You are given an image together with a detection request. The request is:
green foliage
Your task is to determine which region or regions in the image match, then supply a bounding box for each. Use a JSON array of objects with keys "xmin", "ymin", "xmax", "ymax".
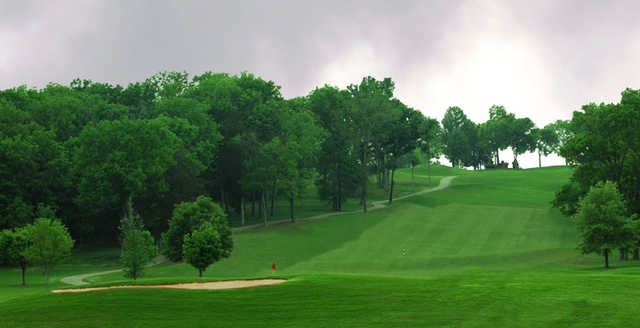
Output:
[
  {"xmin": 348, "ymin": 76, "xmax": 398, "ymax": 211},
  {"xmin": 22, "ymin": 218, "xmax": 74, "ymax": 280},
  {"xmin": 441, "ymin": 106, "xmax": 488, "ymax": 168},
  {"xmin": 509, "ymin": 117, "xmax": 536, "ymax": 163},
  {"xmin": 575, "ymin": 181, "xmax": 637, "ymax": 267},
  {"xmin": 308, "ymin": 86, "xmax": 359, "ymax": 211},
  {"xmin": 483, "ymin": 105, "xmax": 515, "ymax": 164},
  {"xmin": 0, "ymin": 102, "xmax": 70, "ymax": 230},
  {"xmin": 72, "ymin": 118, "xmax": 180, "ymax": 237},
  {"xmin": 556, "ymin": 89, "xmax": 640, "ymax": 216},
  {"xmin": 119, "ymin": 202, "xmax": 157, "ymax": 280},
  {"xmin": 0, "ymin": 228, "xmax": 29, "ymax": 285},
  {"xmin": 183, "ymin": 222, "xmax": 232, "ymax": 276},
  {"xmin": 162, "ymin": 196, "xmax": 231, "ymax": 261}
]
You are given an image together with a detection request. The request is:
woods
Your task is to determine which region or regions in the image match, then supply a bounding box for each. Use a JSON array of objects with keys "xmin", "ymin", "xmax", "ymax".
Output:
[{"xmin": 3, "ymin": 69, "xmax": 628, "ymax": 273}]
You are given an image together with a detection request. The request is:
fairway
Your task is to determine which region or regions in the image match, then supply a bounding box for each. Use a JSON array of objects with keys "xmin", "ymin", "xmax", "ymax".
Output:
[{"xmin": 2, "ymin": 166, "xmax": 638, "ymax": 327}]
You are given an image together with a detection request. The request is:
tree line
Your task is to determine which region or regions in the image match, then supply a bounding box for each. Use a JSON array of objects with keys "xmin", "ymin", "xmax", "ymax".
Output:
[{"xmin": 0, "ymin": 71, "xmax": 572, "ymax": 245}]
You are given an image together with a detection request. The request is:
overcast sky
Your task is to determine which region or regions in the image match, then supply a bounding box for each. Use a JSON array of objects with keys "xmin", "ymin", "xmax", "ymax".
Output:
[{"xmin": 1, "ymin": 0, "xmax": 639, "ymax": 167}]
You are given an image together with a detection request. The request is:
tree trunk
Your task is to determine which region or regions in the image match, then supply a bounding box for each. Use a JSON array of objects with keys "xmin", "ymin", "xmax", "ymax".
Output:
[
  {"xmin": 428, "ymin": 159, "xmax": 432, "ymax": 185},
  {"xmin": 257, "ymin": 192, "xmax": 263, "ymax": 219},
  {"xmin": 361, "ymin": 143, "xmax": 368, "ymax": 213},
  {"xmin": 411, "ymin": 164, "xmax": 415, "ymax": 191},
  {"xmin": 496, "ymin": 149, "xmax": 500, "ymax": 165},
  {"xmin": 220, "ymin": 187, "xmax": 225, "ymax": 211},
  {"xmin": 634, "ymin": 247, "xmax": 639, "ymax": 260},
  {"xmin": 251, "ymin": 193, "xmax": 256, "ymax": 217},
  {"xmin": 289, "ymin": 197, "xmax": 295, "ymax": 223},
  {"xmin": 538, "ymin": 150, "xmax": 542, "ymax": 168},
  {"xmin": 270, "ymin": 183, "xmax": 277, "ymax": 218},
  {"xmin": 20, "ymin": 262, "xmax": 26, "ymax": 287},
  {"xmin": 199, "ymin": 269, "xmax": 203, "ymax": 277},
  {"xmin": 388, "ymin": 168, "xmax": 396, "ymax": 204},
  {"xmin": 240, "ymin": 196, "xmax": 245, "ymax": 226},
  {"xmin": 604, "ymin": 248, "xmax": 610, "ymax": 268},
  {"xmin": 261, "ymin": 191, "xmax": 267, "ymax": 226},
  {"xmin": 337, "ymin": 177, "xmax": 343, "ymax": 211}
]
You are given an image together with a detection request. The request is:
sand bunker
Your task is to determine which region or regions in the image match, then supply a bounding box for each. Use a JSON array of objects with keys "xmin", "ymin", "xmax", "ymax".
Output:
[{"xmin": 52, "ymin": 279, "xmax": 286, "ymax": 294}]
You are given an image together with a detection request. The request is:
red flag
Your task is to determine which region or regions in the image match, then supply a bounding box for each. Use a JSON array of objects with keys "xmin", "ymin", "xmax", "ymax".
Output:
[{"xmin": 271, "ymin": 262, "xmax": 277, "ymax": 270}]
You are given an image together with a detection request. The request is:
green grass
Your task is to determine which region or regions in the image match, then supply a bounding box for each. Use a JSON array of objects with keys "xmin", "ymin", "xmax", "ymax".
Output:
[
  {"xmin": 2, "ymin": 164, "xmax": 638, "ymax": 327},
  {"xmin": 0, "ymin": 247, "xmax": 120, "ymax": 303}
]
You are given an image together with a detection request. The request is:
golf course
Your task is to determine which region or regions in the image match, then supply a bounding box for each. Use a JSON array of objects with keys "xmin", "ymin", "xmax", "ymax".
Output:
[{"xmin": 1, "ymin": 165, "xmax": 637, "ymax": 327}]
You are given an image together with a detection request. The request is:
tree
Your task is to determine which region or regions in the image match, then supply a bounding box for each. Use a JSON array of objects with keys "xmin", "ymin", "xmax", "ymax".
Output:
[
  {"xmin": 550, "ymin": 119, "xmax": 571, "ymax": 165},
  {"xmin": 161, "ymin": 196, "xmax": 232, "ymax": 262},
  {"xmin": 308, "ymin": 86, "xmax": 359, "ymax": 212},
  {"xmin": 348, "ymin": 76, "xmax": 397, "ymax": 212},
  {"xmin": 385, "ymin": 101, "xmax": 423, "ymax": 203},
  {"xmin": 0, "ymin": 228, "xmax": 29, "ymax": 286},
  {"xmin": 183, "ymin": 222, "xmax": 232, "ymax": 277},
  {"xmin": 466, "ymin": 121, "xmax": 492, "ymax": 170},
  {"xmin": 73, "ymin": 118, "xmax": 180, "ymax": 239},
  {"xmin": 418, "ymin": 118, "xmax": 442, "ymax": 184},
  {"xmin": 0, "ymin": 102, "xmax": 70, "ymax": 230},
  {"xmin": 555, "ymin": 89, "xmax": 640, "ymax": 217},
  {"xmin": 277, "ymin": 100, "xmax": 325, "ymax": 221},
  {"xmin": 22, "ymin": 218, "xmax": 74, "ymax": 281},
  {"xmin": 119, "ymin": 200, "xmax": 157, "ymax": 280},
  {"xmin": 533, "ymin": 124, "xmax": 559, "ymax": 168},
  {"xmin": 509, "ymin": 117, "xmax": 536, "ymax": 169},
  {"xmin": 441, "ymin": 106, "xmax": 478, "ymax": 168},
  {"xmin": 575, "ymin": 181, "xmax": 638, "ymax": 268},
  {"xmin": 484, "ymin": 105, "xmax": 515, "ymax": 165}
]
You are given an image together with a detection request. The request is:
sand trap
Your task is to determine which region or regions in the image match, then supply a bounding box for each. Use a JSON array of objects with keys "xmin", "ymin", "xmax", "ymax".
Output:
[{"xmin": 52, "ymin": 279, "xmax": 286, "ymax": 294}]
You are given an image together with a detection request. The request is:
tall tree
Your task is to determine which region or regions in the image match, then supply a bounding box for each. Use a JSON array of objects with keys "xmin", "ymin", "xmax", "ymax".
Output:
[
  {"xmin": 418, "ymin": 117, "xmax": 442, "ymax": 183},
  {"xmin": 484, "ymin": 105, "xmax": 515, "ymax": 165},
  {"xmin": 509, "ymin": 117, "xmax": 536, "ymax": 169},
  {"xmin": 308, "ymin": 86, "xmax": 359, "ymax": 212},
  {"xmin": 442, "ymin": 106, "xmax": 476, "ymax": 168},
  {"xmin": 348, "ymin": 77, "xmax": 396, "ymax": 212},
  {"xmin": 385, "ymin": 101, "xmax": 423, "ymax": 203}
]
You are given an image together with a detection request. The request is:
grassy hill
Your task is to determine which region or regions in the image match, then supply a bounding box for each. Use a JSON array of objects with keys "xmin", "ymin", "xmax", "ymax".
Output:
[{"xmin": 2, "ymin": 165, "xmax": 640, "ymax": 327}]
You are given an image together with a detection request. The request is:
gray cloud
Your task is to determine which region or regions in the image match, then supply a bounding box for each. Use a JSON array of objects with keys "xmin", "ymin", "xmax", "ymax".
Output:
[{"xmin": 2, "ymin": 0, "xmax": 639, "ymax": 129}]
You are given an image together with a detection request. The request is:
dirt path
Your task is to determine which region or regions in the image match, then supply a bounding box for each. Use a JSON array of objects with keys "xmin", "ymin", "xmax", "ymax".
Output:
[
  {"xmin": 60, "ymin": 255, "xmax": 166, "ymax": 286},
  {"xmin": 59, "ymin": 176, "xmax": 456, "ymax": 286},
  {"xmin": 53, "ymin": 279, "xmax": 286, "ymax": 294}
]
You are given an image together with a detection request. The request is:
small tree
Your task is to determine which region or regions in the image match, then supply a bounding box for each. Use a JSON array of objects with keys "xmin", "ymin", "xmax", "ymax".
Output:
[
  {"xmin": 162, "ymin": 196, "xmax": 231, "ymax": 261},
  {"xmin": 0, "ymin": 229, "xmax": 29, "ymax": 286},
  {"xmin": 119, "ymin": 201, "xmax": 157, "ymax": 280},
  {"xmin": 183, "ymin": 222, "xmax": 232, "ymax": 277},
  {"xmin": 23, "ymin": 218, "xmax": 74, "ymax": 281},
  {"xmin": 575, "ymin": 181, "xmax": 637, "ymax": 268}
]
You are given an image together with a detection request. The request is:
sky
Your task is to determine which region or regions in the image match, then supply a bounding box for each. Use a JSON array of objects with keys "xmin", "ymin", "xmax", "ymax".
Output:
[{"xmin": 1, "ymin": 0, "xmax": 639, "ymax": 167}]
